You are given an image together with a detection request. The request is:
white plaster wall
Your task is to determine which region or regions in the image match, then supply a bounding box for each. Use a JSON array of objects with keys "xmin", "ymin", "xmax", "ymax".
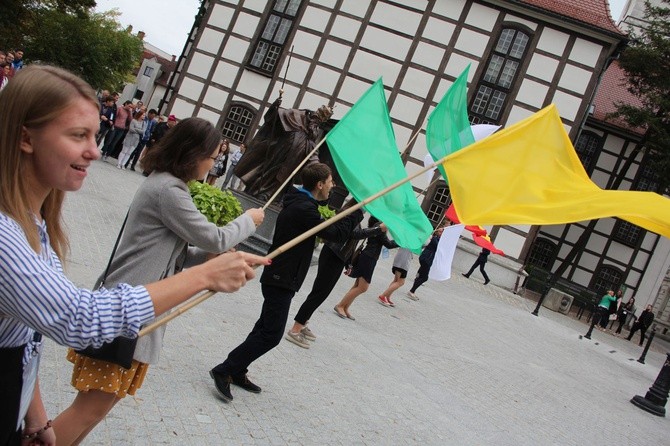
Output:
[
  {"xmin": 310, "ymin": 0, "xmax": 336, "ymax": 8},
  {"xmin": 310, "ymin": 65, "xmax": 341, "ymax": 97},
  {"xmin": 233, "ymin": 13, "xmax": 260, "ymax": 39},
  {"xmin": 502, "ymin": 14, "xmax": 538, "ymax": 30},
  {"xmin": 454, "ymin": 28, "xmax": 490, "ymax": 56},
  {"xmin": 609, "ymin": 244, "xmax": 634, "ymax": 264},
  {"xmin": 349, "ymin": 51, "xmax": 401, "ymax": 85},
  {"xmin": 293, "ymin": 30, "xmax": 320, "ymax": 59},
  {"xmin": 198, "ymin": 28, "xmax": 224, "ymax": 55},
  {"xmin": 494, "ymin": 228, "xmax": 526, "ymax": 259},
  {"xmin": 171, "ymin": 98, "xmax": 196, "ymax": 119},
  {"xmin": 587, "ymin": 233, "xmax": 607, "ymax": 253},
  {"xmin": 506, "ymin": 105, "xmax": 534, "ymax": 126},
  {"xmin": 551, "ymin": 90, "xmax": 581, "ymax": 121},
  {"xmin": 338, "ymin": 77, "xmax": 374, "ymax": 104},
  {"xmin": 179, "ymin": 77, "xmax": 205, "ymax": 101},
  {"xmin": 321, "ymin": 40, "xmax": 352, "ymax": 69},
  {"xmin": 444, "ymin": 54, "xmax": 477, "ymax": 79},
  {"xmin": 401, "ymin": 67, "xmax": 434, "ymax": 98},
  {"xmin": 302, "ymin": 5, "xmax": 331, "ymax": 32},
  {"xmin": 285, "ymin": 57, "xmax": 310, "ymax": 85},
  {"xmin": 558, "ymin": 65, "xmax": 592, "ymax": 95},
  {"xmin": 535, "ymin": 28, "xmax": 569, "ymax": 56},
  {"xmin": 339, "ymin": 0, "xmax": 368, "ymax": 17},
  {"xmin": 197, "ymin": 107, "xmax": 222, "ymax": 125},
  {"xmin": 300, "ymin": 91, "xmax": 332, "ymax": 111},
  {"xmin": 391, "ymin": 0, "xmax": 428, "ymax": 9},
  {"xmin": 211, "ymin": 60, "xmax": 238, "ymax": 86},
  {"xmin": 221, "ymin": 36, "xmax": 249, "ymax": 63},
  {"xmin": 597, "ymin": 218, "xmax": 615, "ymax": 233},
  {"xmin": 189, "ymin": 52, "xmax": 215, "ymax": 79},
  {"xmin": 526, "ymin": 53, "xmax": 559, "ymax": 82},
  {"xmin": 241, "ymin": 0, "xmax": 266, "ymax": 13},
  {"xmin": 597, "ymin": 151, "xmax": 619, "ymax": 172},
  {"xmin": 390, "ymin": 94, "xmax": 424, "ymax": 124},
  {"xmin": 412, "ymin": 41, "xmax": 446, "ymax": 70},
  {"xmin": 580, "ymin": 252, "xmax": 600, "ymax": 270},
  {"xmin": 361, "ymin": 27, "xmax": 412, "ymax": 59},
  {"xmin": 209, "ymin": 3, "xmax": 234, "ymax": 29},
  {"xmin": 406, "ymin": 159, "xmax": 430, "ymax": 191},
  {"xmin": 516, "ymin": 79, "xmax": 548, "ymax": 108},
  {"xmin": 202, "ymin": 85, "xmax": 228, "ymax": 109},
  {"xmin": 330, "ymin": 15, "xmax": 361, "ymax": 42},
  {"xmin": 432, "ymin": 0, "xmax": 466, "ymax": 20},
  {"xmin": 571, "ymin": 269, "xmax": 591, "ymax": 285},
  {"xmin": 422, "ymin": 17, "xmax": 456, "ymax": 44},
  {"xmin": 465, "ymin": 2, "xmax": 498, "ymax": 31},
  {"xmin": 569, "ymin": 38, "xmax": 602, "ymax": 66},
  {"xmin": 371, "ymin": 2, "xmax": 422, "ymax": 36},
  {"xmin": 393, "ymin": 124, "xmax": 413, "ymax": 149},
  {"xmin": 237, "ymin": 70, "xmax": 271, "ymax": 98},
  {"xmin": 590, "ymin": 170, "xmax": 610, "ymax": 188},
  {"xmin": 637, "ymin": 238, "xmax": 670, "ymax": 306}
]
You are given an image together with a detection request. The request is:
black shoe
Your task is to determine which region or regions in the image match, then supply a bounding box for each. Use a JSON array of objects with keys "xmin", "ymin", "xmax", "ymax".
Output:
[
  {"xmin": 462, "ymin": 273, "xmax": 469, "ymax": 278},
  {"xmin": 232, "ymin": 374, "xmax": 262, "ymax": 393},
  {"xmin": 130, "ymin": 166, "xmax": 136, "ymax": 171},
  {"xmin": 484, "ymin": 279, "xmax": 490, "ymax": 285},
  {"xmin": 209, "ymin": 370, "xmax": 233, "ymax": 402}
]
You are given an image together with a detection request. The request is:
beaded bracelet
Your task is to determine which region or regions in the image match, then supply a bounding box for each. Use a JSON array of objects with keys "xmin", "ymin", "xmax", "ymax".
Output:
[{"xmin": 21, "ymin": 420, "xmax": 52, "ymax": 441}]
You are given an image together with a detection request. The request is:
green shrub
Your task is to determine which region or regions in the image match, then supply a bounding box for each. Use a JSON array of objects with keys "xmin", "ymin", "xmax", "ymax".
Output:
[{"xmin": 188, "ymin": 181, "xmax": 243, "ymax": 226}]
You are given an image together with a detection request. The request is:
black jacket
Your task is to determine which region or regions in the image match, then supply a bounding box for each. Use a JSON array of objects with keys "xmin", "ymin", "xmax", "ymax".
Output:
[
  {"xmin": 638, "ymin": 309, "xmax": 655, "ymax": 328},
  {"xmin": 325, "ymin": 225, "xmax": 383, "ymax": 263},
  {"xmin": 359, "ymin": 227, "xmax": 398, "ymax": 260},
  {"xmin": 419, "ymin": 235, "xmax": 440, "ymax": 266},
  {"xmin": 261, "ymin": 188, "xmax": 363, "ymax": 291}
]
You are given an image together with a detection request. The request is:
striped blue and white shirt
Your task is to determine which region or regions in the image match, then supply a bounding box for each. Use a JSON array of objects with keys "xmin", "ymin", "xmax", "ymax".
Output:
[{"xmin": 0, "ymin": 212, "xmax": 155, "ymax": 364}]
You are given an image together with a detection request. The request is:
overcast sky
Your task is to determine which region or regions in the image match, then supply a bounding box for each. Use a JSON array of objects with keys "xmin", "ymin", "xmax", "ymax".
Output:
[{"xmin": 95, "ymin": 0, "xmax": 630, "ymax": 57}]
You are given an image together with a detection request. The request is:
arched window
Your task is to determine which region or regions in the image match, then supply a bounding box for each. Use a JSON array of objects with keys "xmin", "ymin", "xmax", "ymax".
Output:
[
  {"xmin": 248, "ymin": 0, "xmax": 303, "ymax": 75},
  {"xmin": 470, "ymin": 27, "xmax": 531, "ymax": 124},
  {"xmin": 527, "ymin": 238, "xmax": 557, "ymax": 270},
  {"xmin": 427, "ymin": 183, "xmax": 451, "ymax": 227},
  {"xmin": 574, "ymin": 131, "xmax": 602, "ymax": 174},
  {"xmin": 591, "ymin": 265, "xmax": 623, "ymax": 296},
  {"xmin": 222, "ymin": 104, "xmax": 255, "ymax": 143}
]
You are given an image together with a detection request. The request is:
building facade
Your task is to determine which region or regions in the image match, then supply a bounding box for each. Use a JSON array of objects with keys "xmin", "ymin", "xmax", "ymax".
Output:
[{"xmin": 160, "ymin": 0, "xmax": 669, "ymax": 334}]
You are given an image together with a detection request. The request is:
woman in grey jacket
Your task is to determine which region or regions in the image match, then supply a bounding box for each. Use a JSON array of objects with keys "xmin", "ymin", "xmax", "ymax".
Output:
[{"xmin": 54, "ymin": 118, "xmax": 265, "ymax": 445}]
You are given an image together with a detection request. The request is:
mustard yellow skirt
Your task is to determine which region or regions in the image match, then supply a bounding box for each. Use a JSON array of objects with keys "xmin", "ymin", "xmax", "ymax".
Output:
[{"xmin": 67, "ymin": 349, "xmax": 150, "ymax": 398}]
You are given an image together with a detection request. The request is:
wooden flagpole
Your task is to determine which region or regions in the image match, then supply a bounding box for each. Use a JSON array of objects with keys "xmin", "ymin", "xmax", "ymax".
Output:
[
  {"xmin": 261, "ymin": 137, "xmax": 327, "ymax": 210},
  {"xmin": 140, "ymin": 150, "xmax": 451, "ymax": 337}
]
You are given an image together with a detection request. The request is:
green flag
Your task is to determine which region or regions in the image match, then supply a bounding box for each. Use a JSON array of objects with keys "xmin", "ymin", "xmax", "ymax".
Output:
[
  {"xmin": 426, "ymin": 65, "xmax": 475, "ymax": 183},
  {"xmin": 326, "ymin": 78, "xmax": 432, "ymax": 253}
]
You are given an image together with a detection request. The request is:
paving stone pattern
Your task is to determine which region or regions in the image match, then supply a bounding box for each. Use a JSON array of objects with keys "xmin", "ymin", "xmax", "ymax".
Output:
[{"xmin": 39, "ymin": 160, "xmax": 669, "ymax": 445}]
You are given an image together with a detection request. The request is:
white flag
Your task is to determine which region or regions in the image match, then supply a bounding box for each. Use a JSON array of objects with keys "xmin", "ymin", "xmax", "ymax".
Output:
[{"xmin": 429, "ymin": 224, "xmax": 464, "ymax": 281}]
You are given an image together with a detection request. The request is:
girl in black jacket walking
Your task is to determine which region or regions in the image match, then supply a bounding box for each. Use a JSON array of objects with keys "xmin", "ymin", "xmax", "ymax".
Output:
[{"xmin": 334, "ymin": 216, "xmax": 397, "ymax": 320}]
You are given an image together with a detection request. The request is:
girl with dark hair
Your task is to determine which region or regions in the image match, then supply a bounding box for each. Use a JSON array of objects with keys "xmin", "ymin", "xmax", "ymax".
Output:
[
  {"xmin": 334, "ymin": 215, "xmax": 398, "ymax": 320},
  {"xmin": 54, "ymin": 117, "xmax": 266, "ymax": 445}
]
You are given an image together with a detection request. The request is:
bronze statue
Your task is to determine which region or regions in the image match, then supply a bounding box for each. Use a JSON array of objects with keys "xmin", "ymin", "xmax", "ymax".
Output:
[{"xmin": 234, "ymin": 96, "xmax": 333, "ymax": 201}]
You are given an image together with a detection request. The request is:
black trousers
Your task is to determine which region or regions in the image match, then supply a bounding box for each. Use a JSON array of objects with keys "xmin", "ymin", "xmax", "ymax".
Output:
[
  {"xmin": 410, "ymin": 260, "xmax": 431, "ymax": 293},
  {"xmin": 294, "ymin": 246, "xmax": 345, "ymax": 325},
  {"xmin": 464, "ymin": 259, "xmax": 489, "ymax": 282},
  {"xmin": 627, "ymin": 322, "xmax": 649, "ymax": 345},
  {"xmin": 0, "ymin": 345, "xmax": 24, "ymax": 446},
  {"xmin": 212, "ymin": 284, "xmax": 294, "ymax": 377}
]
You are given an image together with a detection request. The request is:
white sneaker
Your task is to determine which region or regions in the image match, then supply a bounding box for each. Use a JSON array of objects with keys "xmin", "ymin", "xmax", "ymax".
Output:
[
  {"xmin": 285, "ymin": 331, "xmax": 310, "ymax": 349},
  {"xmin": 300, "ymin": 326, "xmax": 316, "ymax": 341},
  {"xmin": 407, "ymin": 291, "xmax": 419, "ymax": 301}
]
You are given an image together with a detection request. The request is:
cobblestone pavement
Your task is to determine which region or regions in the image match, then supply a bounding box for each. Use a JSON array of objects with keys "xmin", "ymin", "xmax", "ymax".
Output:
[{"xmin": 39, "ymin": 160, "xmax": 669, "ymax": 445}]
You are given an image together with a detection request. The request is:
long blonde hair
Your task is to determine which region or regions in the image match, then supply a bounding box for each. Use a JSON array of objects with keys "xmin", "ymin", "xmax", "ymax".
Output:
[{"xmin": 0, "ymin": 65, "xmax": 99, "ymax": 259}]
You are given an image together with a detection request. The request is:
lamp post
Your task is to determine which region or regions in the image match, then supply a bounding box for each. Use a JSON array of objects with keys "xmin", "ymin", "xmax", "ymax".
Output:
[
  {"xmin": 531, "ymin": 283, "xmax": 551, "ymax": 316},
  {"xmin": 631, "ymin": 353, "xmax": 670, "ymax": 417},
  {"xmin": 637, "ymin": 328, "xmax": 656, "ymax": 364}
]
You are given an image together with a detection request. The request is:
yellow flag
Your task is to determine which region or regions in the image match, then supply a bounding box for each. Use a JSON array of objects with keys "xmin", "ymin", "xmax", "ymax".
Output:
[{"xmin": 443, "ymin": 105, "xmax": 670, "ymax": 239}]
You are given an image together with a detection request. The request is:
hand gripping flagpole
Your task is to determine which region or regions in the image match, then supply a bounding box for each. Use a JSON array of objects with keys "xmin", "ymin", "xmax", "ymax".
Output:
[{"xmin": 139, "ymin": 145, "xmax": 448, "ymax": 337}]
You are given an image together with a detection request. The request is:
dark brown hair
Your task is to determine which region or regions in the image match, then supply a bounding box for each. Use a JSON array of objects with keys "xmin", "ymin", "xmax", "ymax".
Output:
[
  {"xmin": 141, "ymin": 117, "xmax": 221, "ymax": 182},
  {"xmin": 301, "ymin": 162, "xmax": 331, "ymax": 191}
]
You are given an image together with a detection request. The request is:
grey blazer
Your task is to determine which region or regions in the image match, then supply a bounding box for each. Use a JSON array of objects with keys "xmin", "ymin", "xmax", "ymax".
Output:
[{"xmin": 99, "ymin": 171, "xmax": 255, "ymax": 363}]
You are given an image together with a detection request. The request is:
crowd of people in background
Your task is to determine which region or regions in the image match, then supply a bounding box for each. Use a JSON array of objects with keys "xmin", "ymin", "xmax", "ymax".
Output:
[{"xmin": 0, "ymin": 48, "xmax": 26, "ymax": 92}]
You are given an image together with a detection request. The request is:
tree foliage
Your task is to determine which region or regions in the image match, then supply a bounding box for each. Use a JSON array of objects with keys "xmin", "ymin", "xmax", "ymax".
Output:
[
  {"xmin": 614, "ymin": 0, "xmax": 670, "ymax": 194},
  {"xmin": 0, "ymin": 1, "xmax": 143, "ymax": 91}
]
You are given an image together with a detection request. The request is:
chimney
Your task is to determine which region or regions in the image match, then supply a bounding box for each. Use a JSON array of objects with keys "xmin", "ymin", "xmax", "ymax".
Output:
[{"xmin": 137, "ymin": 31, "xmax": 145, "ymax": 40}]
